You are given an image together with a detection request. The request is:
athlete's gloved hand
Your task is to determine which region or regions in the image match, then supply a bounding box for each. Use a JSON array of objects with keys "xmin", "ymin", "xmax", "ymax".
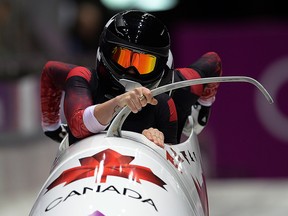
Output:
[
  {"xmin": 198, "ymin": 51, "xmax": 223, "ymax": 106},
  {"xmin": 198, "ymin": 83, "xmax": 218, "ymax": 106},
  {"xmin": 44, "ymin": 124, "xmax": 68, "ymax": 143}
]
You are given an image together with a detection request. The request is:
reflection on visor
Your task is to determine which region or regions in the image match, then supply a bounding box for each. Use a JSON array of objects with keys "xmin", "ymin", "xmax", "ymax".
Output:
[{"xmin": 112, "ymin": 47, "xmax": 156, "ymax": 74}]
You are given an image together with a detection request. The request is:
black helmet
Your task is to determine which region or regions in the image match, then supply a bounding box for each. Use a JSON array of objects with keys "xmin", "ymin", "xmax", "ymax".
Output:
[{"xmin": 97, "ymin": 10, "xmax": 171, "ymax": 90}]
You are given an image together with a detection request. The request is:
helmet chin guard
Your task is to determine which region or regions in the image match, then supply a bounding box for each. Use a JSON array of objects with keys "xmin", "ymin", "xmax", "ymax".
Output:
[{"xmin": 119, "ymin": 79, "xmax": 142, "ymax": 91}]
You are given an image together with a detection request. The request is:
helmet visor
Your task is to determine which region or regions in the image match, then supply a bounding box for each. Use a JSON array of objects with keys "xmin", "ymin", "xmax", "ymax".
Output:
[{"xmin": 111, "ymin": 47, "xmax": 157, "ymax": 75}]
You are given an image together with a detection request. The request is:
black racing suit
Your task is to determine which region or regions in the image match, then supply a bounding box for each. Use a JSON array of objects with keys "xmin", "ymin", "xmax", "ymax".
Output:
[{"xmin": 41, "ymin": 62, "xmax": 178, "ymax": 145}]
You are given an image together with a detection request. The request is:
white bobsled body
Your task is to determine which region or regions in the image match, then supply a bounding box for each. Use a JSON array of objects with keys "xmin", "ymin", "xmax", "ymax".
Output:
[
  {"xmin": 30, "ymin": 129, "xmax": 208, "ymax": 216},
  {"xmin": 29, "ymin": 76, "xmax": 273, "ymax": 216}
]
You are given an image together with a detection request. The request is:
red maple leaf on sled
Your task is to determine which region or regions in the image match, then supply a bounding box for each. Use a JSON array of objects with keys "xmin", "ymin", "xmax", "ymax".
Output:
[{"xmin": 46, "ymin": 149, "xmax": 166, "ymax": 191}]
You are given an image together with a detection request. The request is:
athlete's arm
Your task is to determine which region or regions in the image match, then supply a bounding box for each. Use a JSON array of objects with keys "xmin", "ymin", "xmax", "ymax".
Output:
[
  {"xmin": 40, "ymin": 61, "xmax": 77, "ymax": 142},
  {"xmin": 65, "ymin": 66, "xmax": 159, "ymax": 140}
]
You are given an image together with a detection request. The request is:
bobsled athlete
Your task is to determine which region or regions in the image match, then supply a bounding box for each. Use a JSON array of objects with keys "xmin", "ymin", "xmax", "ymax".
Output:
[
  {"xmin": 172, "ymin": 51, "xmax": 222, "ymax": 141},
  {"xmin": 40, "ymin": 10, "xmax": 222, "ymax": 146}
]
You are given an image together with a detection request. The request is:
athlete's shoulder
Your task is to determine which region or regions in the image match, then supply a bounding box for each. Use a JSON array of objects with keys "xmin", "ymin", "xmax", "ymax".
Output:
[
  {"xmin": 174, "ymin": 67, "xmax": 202, "ymax": 81},
  {"xmin": 66, "ymin": 66, "xmax": 93, "ymax": 82}
]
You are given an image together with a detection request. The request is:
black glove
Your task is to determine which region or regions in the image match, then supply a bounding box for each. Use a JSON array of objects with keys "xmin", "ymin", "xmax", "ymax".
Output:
[{"xmin": 44, "ymin": 124, "xmax": 68, "ymax": 143}]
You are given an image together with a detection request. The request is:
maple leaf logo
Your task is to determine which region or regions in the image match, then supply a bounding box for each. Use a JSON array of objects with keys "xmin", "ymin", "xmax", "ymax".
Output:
[
  {"xmin": 46, "ymin": 149, "xmax": 166, "ymax": 191},
  {"xmin": 89, "ymin": 210, "xmax": 105, "ymax": 216}
]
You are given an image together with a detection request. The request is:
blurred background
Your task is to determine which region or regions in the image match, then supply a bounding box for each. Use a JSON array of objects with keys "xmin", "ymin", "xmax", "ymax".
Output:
[{"xmin": 0, "ymin": 0, "xmax": 288, "ymax": 215}]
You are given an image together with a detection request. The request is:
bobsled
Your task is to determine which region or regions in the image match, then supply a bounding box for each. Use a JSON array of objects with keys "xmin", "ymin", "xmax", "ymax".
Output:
[{"xmin": 29, "ymin": 76, "xmax": 273, "ymax": 216}]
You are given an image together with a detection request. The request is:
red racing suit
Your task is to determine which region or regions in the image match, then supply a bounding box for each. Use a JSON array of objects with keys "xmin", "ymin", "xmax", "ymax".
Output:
[{"xmin": 40, "ymin": 52, "xmax": 222, "ymax": 144}]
